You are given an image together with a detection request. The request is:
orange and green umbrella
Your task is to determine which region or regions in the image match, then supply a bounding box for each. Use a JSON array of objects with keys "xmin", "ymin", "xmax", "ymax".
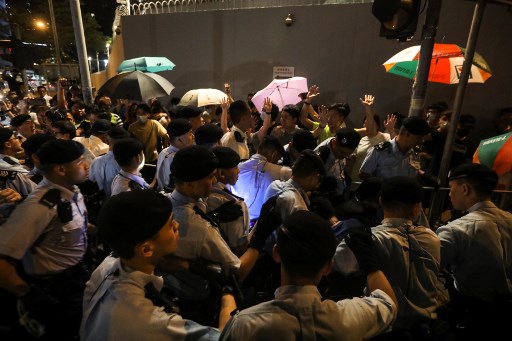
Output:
[
  {"xmin": 473, "ymin": 131, "xmax": 512, "ymax": 175},
  {"xmin": 383, "ymin": 43, "xmax": 492, "ymax": 84}
]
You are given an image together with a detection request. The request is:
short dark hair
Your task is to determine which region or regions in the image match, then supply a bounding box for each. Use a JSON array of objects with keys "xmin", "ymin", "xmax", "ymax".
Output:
[
  {"xmin": 137, "ymin": 103, "xmax": 151, "ymax": 114},
  {"xmin": 454, "ymin": 177, "xmax": 496, "ymax": 198},
  {"xmin": 281, "ymin": 104, "xmax": 300, "ymax": 120},
  {"xmin": 113, "ymin": 138, "xmax": 144, "ymax": 167},
  {"xmin": 52, "ymin": 120, "xmax": 77, "ymax": 139},
  {"xmin": 329, "ymin": 103, "xmax": 351, "ymax": 119},
  {"xmin": 228, "ymin": 100, "xmax": 250, "ymax": 125},
  {"xmin": 278, "ymin": 210, "xmax": 336, "ymax": 278},
  {"xmin": 292, "ymin": 150, "xmax": 325, "ymax": 178}
]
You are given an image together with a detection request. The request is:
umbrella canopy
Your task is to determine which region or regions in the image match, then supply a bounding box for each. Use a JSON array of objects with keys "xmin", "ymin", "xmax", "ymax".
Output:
[
  {"xmin": 383, "ymin": 43, "xmax": 492, "ymax": 84},
  {"xmin": 473, "ymin": 131, "xmax": 512, "ymax": 176},
  {"xmin": 99, "ymin": 70, "xmax": 175, "ymax": 102},
  {"xmin": 117, "ymin": 56, "xmax": 176, "ymax": 73},
  {"xmin": 178, "ymin": 88, "xmax": 228, "ymax": 107},
  {"xmin": 250, "ymin": 77, "xmax": 308, "ymax": 111}
]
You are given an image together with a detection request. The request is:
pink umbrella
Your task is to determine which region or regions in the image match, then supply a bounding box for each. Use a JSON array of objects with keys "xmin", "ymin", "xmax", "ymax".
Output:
[{"xmin": 250, "ymin": 77, "xmax": 308, "ymax": 111}]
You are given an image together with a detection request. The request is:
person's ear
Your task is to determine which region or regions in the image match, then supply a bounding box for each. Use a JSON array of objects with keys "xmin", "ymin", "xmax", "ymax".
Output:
[
  {"xmin": 55, "ymin": 164, "xmax": 66, "ymax": 176},
  {"xmin": 272, "ymin": 244, "xmax": 282, "ymax": 263},
  {"xmin": 462, "ymin": 183, "xmax": 471, "ymax": 196},
  {"xmin": 321, "ymin": 259, "xmax": 333, "ymax": 276},
  {"xmin": 137, "ymin": 241, "xmax": 154, "ymax": 258}
]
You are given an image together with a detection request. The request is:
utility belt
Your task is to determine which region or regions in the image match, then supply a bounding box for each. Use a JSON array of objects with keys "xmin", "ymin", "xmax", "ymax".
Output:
[{"xmin": 24, "ymin": 261, "xmax": 89, "ymax": 294}]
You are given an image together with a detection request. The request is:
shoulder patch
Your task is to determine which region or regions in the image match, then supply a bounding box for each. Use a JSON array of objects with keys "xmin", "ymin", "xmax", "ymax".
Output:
[
  {"xmin": 0, "ymin": 170, "xmax": 18, "ymax": 180},
  {"xmin": 375, "ymin": 141, "xmax": 391, "ymax": 151},
  {"xmin": 2, "ymin": 157, "xmax": 17, "ymax": 166},
  {"xmin": 39, "ymin": 188, "xmax": 61, "ymax": 208},
  {"xmin": 234, "ymin": 131, "xmax": 245, "ymax": 143}
]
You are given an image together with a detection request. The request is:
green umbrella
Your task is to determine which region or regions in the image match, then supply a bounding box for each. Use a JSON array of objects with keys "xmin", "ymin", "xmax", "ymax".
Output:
[{"xmin": 117, "ymin": 57, "xmax": 176, "ymax": 73}]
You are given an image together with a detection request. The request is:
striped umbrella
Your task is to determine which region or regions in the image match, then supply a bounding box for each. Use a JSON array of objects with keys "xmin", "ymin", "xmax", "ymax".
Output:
[
  {"xmin": 384, "ymin": 43, "xmax": 492, "ymax": 84},
  {"xmin": 473, "ymin": 131, "xmax": 512, "ymax": 175}
]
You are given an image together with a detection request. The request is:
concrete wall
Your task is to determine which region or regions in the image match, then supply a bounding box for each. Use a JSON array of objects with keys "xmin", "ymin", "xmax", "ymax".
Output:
[{"xmin": 120, "ymin": 2, "xmax": 512, "ymax": 141}]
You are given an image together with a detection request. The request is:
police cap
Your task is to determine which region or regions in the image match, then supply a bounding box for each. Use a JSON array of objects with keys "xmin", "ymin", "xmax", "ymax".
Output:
[
  {"xmin": 381, "ymin": 176, "xmax": 423, "ymax": 205},
  {"xmin": 21, "ymin": 133, "xmax": 57, "ymax": 156},
  {"xmin": 195, "ymin": 124, "xmax": 224, "ymax": 146},
  {"xmin": 36, "ymin": 139, "xmax": 85, "ymax": 165},
  {"xmin": 171, "ymin": 145, "xmax": 218, "ymax": 182},
  {"xmin": 178, "ymin": 105, "xmax": 202, "ymax": 119},
  {"xmin": 97, "ymin": 190, "xmax": 173, "ymax": 254},
  {"xmin": 91, "ymin": 119, "xmax": 112, "ymax": 135},
  {"xmin": 448, "ymin": 163, "xmax": 498, "ymax": 185},
  {"xmin": 402, "ymin": 116, "xmax": 431, "ymax": 136},
  {"xmin": 167, "ymin": 118, "xmax": 192, "ymax": 137},
  {"xmin": 335, "ymin": 128, "xmax": 361, "ymax": 150},
  {"xmin": 0, "ymin": 127, "xmax": 14, "ymax": 144},
  {"xmin": 10, "ymin": 114, "xmax": 32, "ymax": 128},
  {"xmin": 211, "ymin": 146, "xmax": 240, "ymax": 169}
]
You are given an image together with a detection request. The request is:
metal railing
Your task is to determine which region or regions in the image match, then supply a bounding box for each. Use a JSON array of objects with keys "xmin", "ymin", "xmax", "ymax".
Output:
[{"xmin": 128, "ymin": 0, "xmax": 373, "ymax": 15}]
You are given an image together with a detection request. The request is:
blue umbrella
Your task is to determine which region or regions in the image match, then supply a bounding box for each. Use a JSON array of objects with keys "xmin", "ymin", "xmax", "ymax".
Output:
[{"xmin": 117, "ymin": 56, "xmax": 176, "ymax": 73}]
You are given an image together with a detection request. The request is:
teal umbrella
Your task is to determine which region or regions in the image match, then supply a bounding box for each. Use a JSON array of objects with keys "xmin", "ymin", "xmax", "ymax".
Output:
[{"xmin": 117, "ymin": 56, "xmax": 176, "ymax": 73}]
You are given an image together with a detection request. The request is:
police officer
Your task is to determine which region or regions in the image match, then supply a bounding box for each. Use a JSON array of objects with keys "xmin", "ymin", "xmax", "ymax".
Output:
[
  {"xmin": 81, "ymin": 190, "xmax": 235, "ymax": 340},
  {"xmin": 314, "ymin": 127, "xmax": 361, "ymax": 196},
  {"xmin": 436, "ymin": 163, "xmax": 512, "ymax": 338},
  {"xmin": 219, "ymin": 211, "xmax": 398, "ymax": 341},
  {"xmin": 333, "ymin": 176, "xmax": 447, "ymax": 331},
  {"xmin": 359, "ymin": 116, "xmax": 431, "ymax": 180},
  {"xmin": 155, "ymin": 118, "xmax": 194, "ymax": 192},
  {"xmin": 166, "ymin": 145, "xmax": 280, "ymax": 281},
  {"xmin": 88, "ymin": 126, "xmax": 130, "ymax": 198},
  {"xmin": 0, "ymin": 139, "xmax": 89, "ymax": 338},
  {"xmin": 0, "ymin": 127, "xmax": 36, "ymax": 196},
  {"xmin": 20, "ymin": 133, "xmax": 57, "ymax": 184},
  {"xmin": 178, "ymin": 105, "xmax": 204, "ymax": 132},
  {"xmin": 208, "ymin": 146, "xmax": 249, "ymax": 256},
  {"xmin": 111, "ymin": 138, "xmax": 149, "ymax": 196}
]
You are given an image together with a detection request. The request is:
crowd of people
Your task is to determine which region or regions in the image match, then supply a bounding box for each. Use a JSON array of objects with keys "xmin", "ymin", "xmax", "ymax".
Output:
[{"xmin": 0, "ymin": 80, "xmax": 510, "ymax": 341}]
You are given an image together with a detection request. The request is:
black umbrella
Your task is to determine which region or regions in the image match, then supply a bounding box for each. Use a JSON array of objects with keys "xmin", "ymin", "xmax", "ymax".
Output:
[{"xmin": 98, "ymin": 70, "xmax": 175, "ymax": 102}]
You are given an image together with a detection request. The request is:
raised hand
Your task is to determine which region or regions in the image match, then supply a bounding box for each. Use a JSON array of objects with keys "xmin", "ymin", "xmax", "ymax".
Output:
[
  {"xmin": 307, "ymin": 85, "xmax": 320, "ymax": 102},
  {"xmin": 360, "ymin": 94, "xmax": 375, "ymax": 107},
  {"xmin": 318, "ymin": 105, "xmax": 329, "ymax": 127},
  {"xmin": 262, "ymin": 97, "xmax": 272, "ymax": 113},
  {"xmin": 384, "ymin": 113, "xmax": 397, "ymax": 132}
]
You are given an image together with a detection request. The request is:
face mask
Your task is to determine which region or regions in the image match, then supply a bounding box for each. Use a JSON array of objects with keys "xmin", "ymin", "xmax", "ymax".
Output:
[
  {"xmin": 136, "ymin": 153, "xmax": 145, "ymax": 173},
  {"xmin": 138, "ymin": 116, "xmax": 148, "ymax": 124}
]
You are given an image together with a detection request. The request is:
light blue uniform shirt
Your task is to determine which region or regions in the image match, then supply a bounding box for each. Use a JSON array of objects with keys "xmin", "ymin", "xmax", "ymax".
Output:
[
  {"xmin": 89, "ymin": 151, "xmax": 120, "ymax": 197},
  {"xmin": 359, "ymin": 138, "xmax": 417, "ymax": 178},
  {"xmin": 156, "ymin": 145, "xmax": 179, "ymax": 192}
]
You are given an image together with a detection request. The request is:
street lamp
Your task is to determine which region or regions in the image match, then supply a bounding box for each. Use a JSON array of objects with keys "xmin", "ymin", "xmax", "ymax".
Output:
[
  {"xmin": 106, "ymin": 42, "xmax": 110, "ymax": 60},
  {"xmin": 88, "ymin": 56, "xmax": 92, "ymax": 73},
  {"xmin": 48, "ymin": 0, "xmax": 62, "ymax": 76},
  {"xmin": 96, "ymin": 51, "xmax": 100, "ymax": 72}
]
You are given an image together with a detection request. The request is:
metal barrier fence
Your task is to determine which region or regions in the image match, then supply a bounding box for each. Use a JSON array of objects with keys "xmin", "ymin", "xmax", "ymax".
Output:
[{"xmin": 129, "ymin": 0, "xmax": 373, "ymax": 15}]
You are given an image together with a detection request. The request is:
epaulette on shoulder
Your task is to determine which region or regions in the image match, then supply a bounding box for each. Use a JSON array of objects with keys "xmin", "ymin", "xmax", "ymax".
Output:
[
  {"xmin": 0, "ymin": 170, "xmax": 18, "ymax": 181},
  {"xmin": 375, "ymin": 141, "xmax": 391, "ymax": 151},
  {"xmin": 2, "ymin": 157, "xmax": 17, "ymax": 166},
  {"xmin": 39, "ymin": 188, "xmax": 61, "ymax": 208}
]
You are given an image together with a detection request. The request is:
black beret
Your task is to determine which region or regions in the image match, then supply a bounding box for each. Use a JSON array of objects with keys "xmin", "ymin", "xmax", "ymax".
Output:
[
  {"xmin": 36, "ymin": 139, "xmax": 85, "ymax": 165},
  {"xmin": 91, "ymin": 119, "xmax": 112, "ymax": 134},
  {"xmin": 171, "ymin": 145, "xmax": 218, "ymax": 182},
  {"xmin": 10, "ymin": 114, "xmax": 32, "ymax": 128},
  {"xmin": 108, "ymin": 126, "xmax": 131, "ymax": 139},
  {"xmin": 97, "ymin": 190, "xmax": 173, "ymax": 249},
  {"xmin": 195, "ymin": 124, "xmax": 224, "ymax": 146},
  {"xmin": 167, "ymin": 118, "xmax": 192, "ymax": 137},
  {"xmin": 291, "ymin": 130, "xmax": 316, "ymax": 152},
  {"xmin": 355, "ymin": 177, "xmax": 383, "ymax": 202},
  {"xmin": 21, "ymin": 133, "xmax": 56, "ymax": 155},
  {"xmin": 0, "ymin": 127, "xmax": 14, "ymax": 144},
  {"xmin": 381, "ymin": 176, "xmax": 423, "ymax": 204},
  {"xmin": 335, "ymin": 128, "xmax": 361, "ymax": 150},
  {"xmin": 402, "ymin": 116, "xmax": 431, "ymax": 135},
  {"xmin": 211, "ymin": 146, "xmax": 240, "ymax": 169},
  {"xmin": 178, "ymin": 105, "xmax": 203, "ymax": 119},
  {"xmin": 448, "ymin": 163, "xmax": 498, "ymax": 184}
]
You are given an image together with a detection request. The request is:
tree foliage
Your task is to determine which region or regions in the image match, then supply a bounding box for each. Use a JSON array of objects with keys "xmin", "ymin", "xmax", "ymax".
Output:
[{"xmin": 3, "ymin": 0, "xmax": 108, "ymax": 63}]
